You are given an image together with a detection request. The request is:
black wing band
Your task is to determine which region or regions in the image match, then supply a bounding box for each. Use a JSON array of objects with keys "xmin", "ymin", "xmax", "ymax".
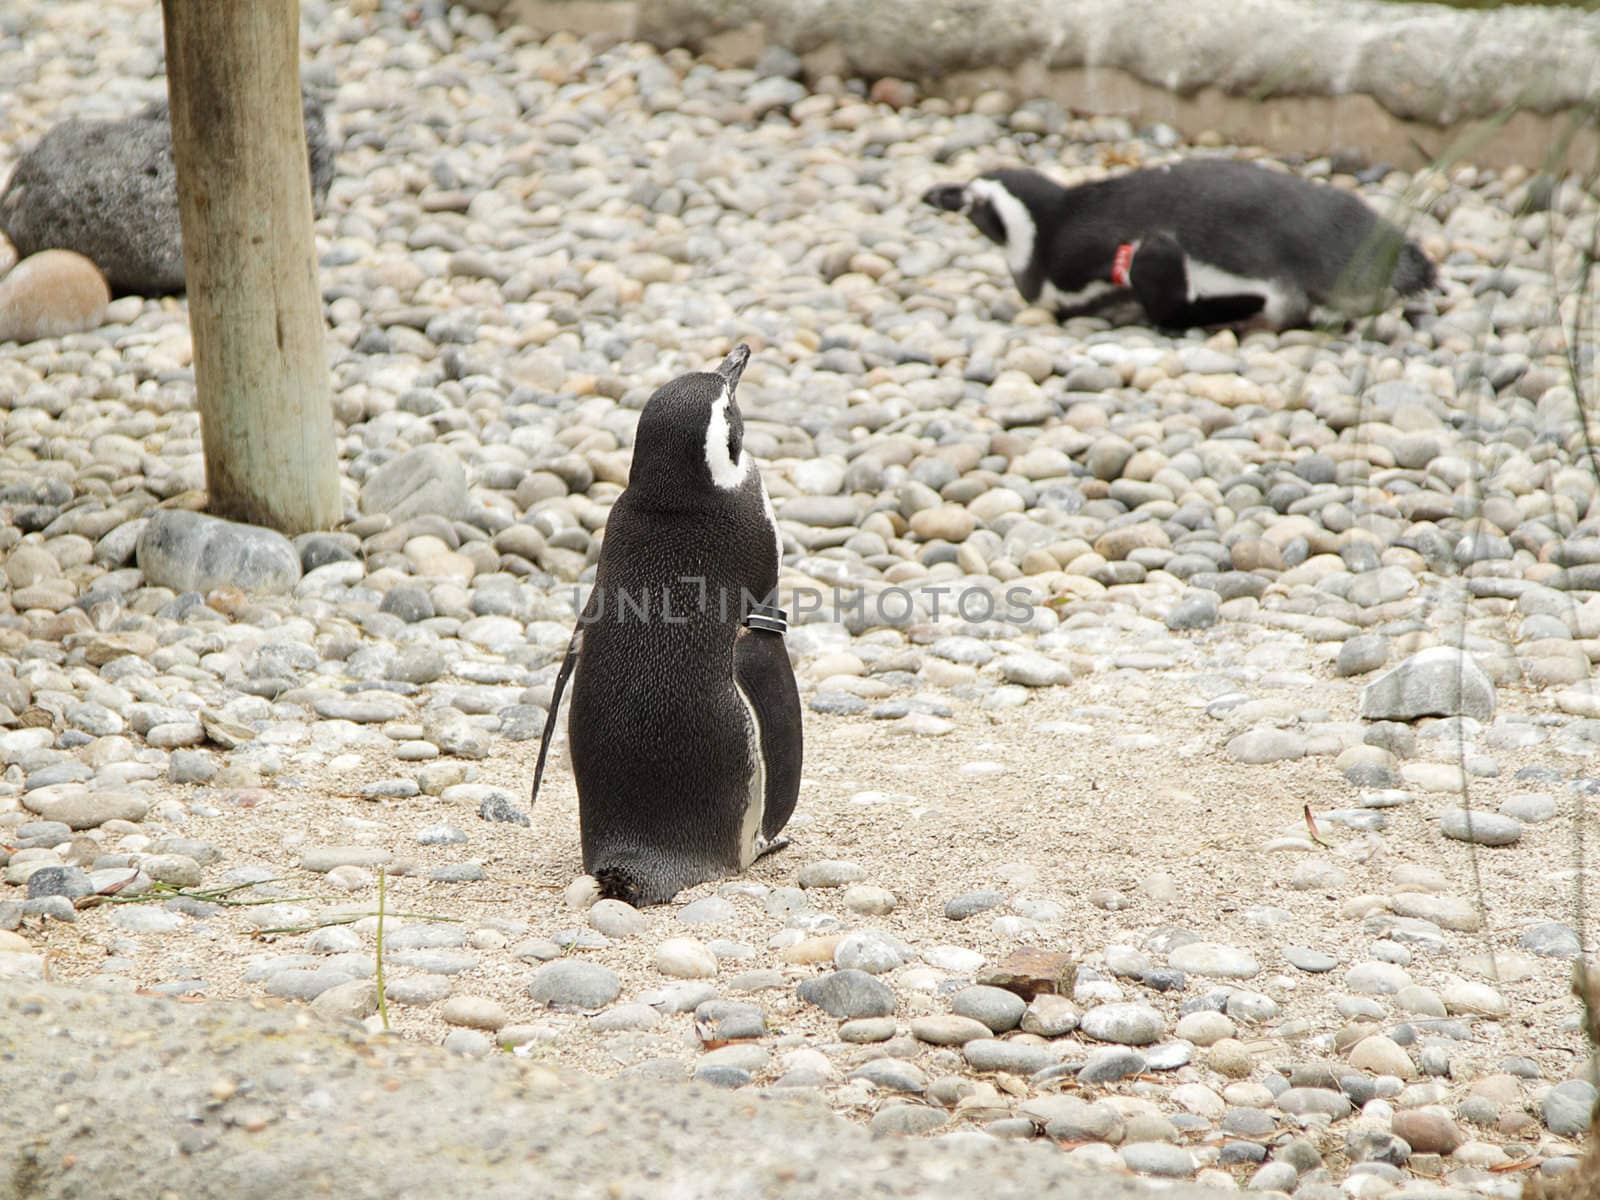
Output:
[{"xmin": 744, "ymin": 604, "xmax": 788, "ymax": 636}]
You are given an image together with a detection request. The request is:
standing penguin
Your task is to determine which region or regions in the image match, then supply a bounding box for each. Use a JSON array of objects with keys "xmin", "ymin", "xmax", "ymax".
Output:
[
  {"xmin": 529, "ymin": 344, "xmax": 802, "ymax": 907},
  {"xmin": 922, "ymin": 159, "xmax": 1436, "ymax": 331}
]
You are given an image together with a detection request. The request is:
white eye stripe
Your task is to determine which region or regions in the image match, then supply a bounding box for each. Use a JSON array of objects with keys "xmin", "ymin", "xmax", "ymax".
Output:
[
  {"xmin": 704, "ymin": 382, "xmax": 751, "ymax": 490},
  {"xmin": 968, "ymin": 178, "xmax": 1036, "ymax": 280}
]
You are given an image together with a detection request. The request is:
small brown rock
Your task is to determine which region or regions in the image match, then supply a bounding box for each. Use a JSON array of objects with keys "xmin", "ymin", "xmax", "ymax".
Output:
[
  {"xmin": 778, "ymin": 934, "xmax": 842, "ymax": 964},
  {"xmin": 1205, "ymin": 1037, "xmax": 1255, "ymax": 1078},
  {"xmin": 67, "ymin": 631, "xmax": 158, "ymax": 668},
  {"xmin": 1093, "ymin": 522, "xmax": 1170, "ymax": 561},
  {"xmin": 868, "ymin": 77, "xmax": 917, "ymax": 108},
  {"xmin": 0, "ymin": 250, "xmax": 110, "ymax": 343},
  {"xmin": 1391, "ymin": 1108, "xmax": 1464, "ymax": 1155},
  {"xmin": 977, "ymin": 948, "xmax": 1078, "ymax": 1001},
  {"xmin": 1229, "ymin": 537, "xmax": 1285, "ymax": 572}
]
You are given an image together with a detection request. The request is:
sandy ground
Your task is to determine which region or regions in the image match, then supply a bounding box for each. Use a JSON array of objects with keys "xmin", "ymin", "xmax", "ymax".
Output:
[{"xmin": 30, "ymin": 613, "xmax": 1596, "ymax": 1111}]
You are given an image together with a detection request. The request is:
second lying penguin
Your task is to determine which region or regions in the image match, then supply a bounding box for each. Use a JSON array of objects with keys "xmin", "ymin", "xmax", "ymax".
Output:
[
  {"xmin": 530, "ymin": 344, "xmax": 802, "ymax": 907},
  {"xmin": 923, "ymin": 158, "xmax": 1436, "ymax": 331}
]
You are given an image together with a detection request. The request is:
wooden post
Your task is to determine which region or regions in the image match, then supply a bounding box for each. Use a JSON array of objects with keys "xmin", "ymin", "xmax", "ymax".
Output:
[{"xmin": 160, "ymin": 0, "xmax": 341, "ymax": 535}]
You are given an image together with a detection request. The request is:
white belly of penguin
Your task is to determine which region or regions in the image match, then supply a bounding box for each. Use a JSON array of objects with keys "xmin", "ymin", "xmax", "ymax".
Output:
[
  {"xmin": 1184, "ymin": 258, "xmax": 1294, "ymax": 327},
  {"xmin": 1038, "ymin": 278, "xmax": 1117, "ymax": 313},
  {"xmin": 732, "ymin": 677, "xmax": 767, "ymax": 869}
]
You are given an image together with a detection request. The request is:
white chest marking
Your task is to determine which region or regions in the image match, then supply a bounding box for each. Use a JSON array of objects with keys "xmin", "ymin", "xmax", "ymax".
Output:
[
  {"xmin": 703, "ymin": 383, "xmax": 751, "ymax": 491},
  {"xmin": 732, "ymin": 675, "xmax": 767, "ymax": 869},
  {"xmin": 967, "ymin": 178, "xmax": 1036, "ymax": 280}
]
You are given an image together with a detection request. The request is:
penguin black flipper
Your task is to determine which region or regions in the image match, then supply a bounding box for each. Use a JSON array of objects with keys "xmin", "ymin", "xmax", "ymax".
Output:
[
  {"xmin": 529, "ymin": 626, "xmax": 581, "ymax": 808},
  {"xmin": 733, "ymin": 614, "xmax": 802, "ymax": 853},
  {"xmin": 1127, "ymin": 232, "xmax": 1268, "ymax": 330}
]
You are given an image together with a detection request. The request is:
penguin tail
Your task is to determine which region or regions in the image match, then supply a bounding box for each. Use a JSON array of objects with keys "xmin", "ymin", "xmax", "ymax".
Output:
[{"xmin": 1394, "ymin": 242, "xmax": 1437, "ymax": 296}]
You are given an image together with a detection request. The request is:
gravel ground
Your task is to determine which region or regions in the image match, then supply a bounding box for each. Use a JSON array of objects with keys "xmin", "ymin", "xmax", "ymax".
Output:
[{"xmin": 2, "ymin": 1, "xmax": 1599, "ymax": 1197}]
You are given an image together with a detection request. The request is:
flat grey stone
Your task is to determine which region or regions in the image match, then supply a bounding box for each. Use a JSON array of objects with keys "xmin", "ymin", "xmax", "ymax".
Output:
[
  {"xmin": 527, "ymin": 960, "xmax": 619, "ymax": 1009},
  {"xmin": 1542, "ymin": 1080, "xmax": 1598, "ymax": 1136},
  {"xmin": 21, "ymin": 788, "xmax": 149, "ymax": 830},
  {"xmin": 944, "ymin": 890, "xmax": 1005, "ymax": 920},
  {"xmin": 1438, "ymin": 808, "xmax": 1523, "ymax": 846},
  {"xmin": 264, "ymin": 967, "xmax": 355, "ymax": 1001},
  {"xmin": 1079, "ymin": 1003, "xmax": 1164, "ymax": 1045},
  {"xmin": 870, "ymin": 1105, "xmax": 948, "ymax": 1136},
  {"xmin": 849, "ymin": 1058, "xmax": 928, "ymax": 1093},
  {"xmin": 1275, "ymin": 1088, "xmax": 1351, "ymax": 1118},
  {"xmin": 1336, "ymin": 634, "xmax": 1389, "ymax": 677},
  {"xmin": 299, "ymin": 846, "xmax": 393, "ymax": 873},
  {"xmin": 1520, "ymin": 922, "xmax": 1581, "ymax": 958},
  {"xmin": 1120, "ymin": 1142, "xmax": 1194, "ymax": 1177},
  {"xmin": 1078, "ymin": 1047, "xmax": 1148, "ymax": 1083},
  {"xmin": 950, "ymin": 985, "xmax": 1026, "ymax": 1033},
  {"xmin": 962, "ymin": 1039, "xmax": 1057, "ymax": 1074},
  {"xmin": 360, "ymin": 444, "xmax": 471, "ymax": 523},
  {"xmin": 1283, "ymin": 946, "xmax": 1337, "ymax": 973},
  {"xmin": 796, "ymin": 970, "xmax": 894, "ymax": 1019},
  {"xmin": 1359, "ymin": 646, "xmax": 1495, "ymax": 723}
]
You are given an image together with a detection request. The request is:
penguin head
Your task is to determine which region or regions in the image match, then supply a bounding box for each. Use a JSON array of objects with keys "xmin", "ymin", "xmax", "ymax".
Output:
[
  {"xmin": 922, "ymin": 169, "xmax": 1061, "ymax": 279},
  {"xmin": 625, "ymin": 344, "xmax": 753, "ymax": 505}
]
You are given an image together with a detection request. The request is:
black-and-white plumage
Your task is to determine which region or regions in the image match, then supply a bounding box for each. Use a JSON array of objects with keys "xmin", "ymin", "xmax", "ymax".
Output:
[
  {"xmin": 529, "ymin": 345, "xmax": 802, "ymax": 907},
  {"xmin": 923, "ymin": 159, "xmax": 1436, "ymax": 331}
]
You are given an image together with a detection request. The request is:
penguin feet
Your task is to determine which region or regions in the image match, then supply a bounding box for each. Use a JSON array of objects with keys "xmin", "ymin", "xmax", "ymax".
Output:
[{"xmin": 752, "ymin": 834, "xmax": 791, "ymax": 863}]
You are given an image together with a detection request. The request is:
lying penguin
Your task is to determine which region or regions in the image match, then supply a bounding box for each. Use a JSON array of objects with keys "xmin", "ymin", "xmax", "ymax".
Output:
[
  {"xmin": 922, "ymin": 159, "xmax": 1436, "ymax": 331},
  {"xmin": 530, "ymin": 344, "xmax": 802, "ymax": 907}
]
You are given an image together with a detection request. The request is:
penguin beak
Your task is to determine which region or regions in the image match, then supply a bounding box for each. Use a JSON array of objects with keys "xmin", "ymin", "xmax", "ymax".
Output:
[
  {"xmin": 922, "ymin": 184, "xmax": 969, "ymax": 213},
  {"xmin": 715, "ymin": 343, "xmax": 750, "ymax": 391}
]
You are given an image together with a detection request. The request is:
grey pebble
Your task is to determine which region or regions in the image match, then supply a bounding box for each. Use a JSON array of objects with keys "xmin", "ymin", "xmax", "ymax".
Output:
[
  {"xmin": 526, "ymin": 960, "xmax": 619, "ymax": 1010},
  {"xmin": 796, "ymin": 969, "xmax": 894, "ymax": 1019}
]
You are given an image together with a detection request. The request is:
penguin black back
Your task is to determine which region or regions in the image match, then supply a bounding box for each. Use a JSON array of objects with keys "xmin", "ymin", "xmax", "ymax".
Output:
[{"xmin": 532, "ymin": 345, "xmax": 802, "ymax": 907}]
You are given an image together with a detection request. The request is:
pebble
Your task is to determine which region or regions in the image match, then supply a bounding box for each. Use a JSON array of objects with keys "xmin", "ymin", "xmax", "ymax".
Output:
[
  {"xmin": 795, "ymin": 861, "xmax": 865, "ymax": 888},
  {"xmin": 1542, "ymin": 1080, "xmax": 1598, "ymax": 1136},
  {"xmin": 1167, "ymin": 941, "xmax": 1259, "ymax": 979},
  {"xmin": 0, "ymin": 250, "xmax": 110, "ymax": 343},
  {"xmin": 1077, "ymin": 1047, "xmax": 1149, "ymax": 1084},
  {"xmin": 1079, "ymin": 1002, "xmax": 1164, "ymax": 1045},
  {"xmin": 1119, "ymin": 1142, "xmax": 1194, "ymax": 1177},
  {"xmin": 950, "ymin": 985, "xmax": 1025, "ymax": 1033},
  {"xmin": 526, "ymin": 961, "xmax": 619, "ymax": 1010},
  {"xmin": 796, "ymin": 970, "xmax": 894, "ymax": 1019},
  {"xmin": 943, "ymin": 890, "xmax": 1005, "ymax": 920},
  {"xmin": 962, "ymin": 1039, "xmax": 1058, "ymax": 1074},
  {"xmin": 1438, "ymin": 808, "xmax": 1523, "ymax": 846}
]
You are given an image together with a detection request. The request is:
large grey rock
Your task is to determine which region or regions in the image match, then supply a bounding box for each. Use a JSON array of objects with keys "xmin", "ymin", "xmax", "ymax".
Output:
[
  {"xmin": 0, "ymin": 92, "xmax": 334, "ymax": 295},
  {"xmin": 1359, "ymin": 647, "xmax": 1495, "ymax": 723},
  {"xmin": 0, "ymin": 980, "xmax": 1239, "ymax": 1200},
  {"xmin": 136, "ymin": 509, "xmax": 302, "ymax": 595},
  {"xmin": 360, "ymin": 444, "xmax": 472, "ymax": 523}
]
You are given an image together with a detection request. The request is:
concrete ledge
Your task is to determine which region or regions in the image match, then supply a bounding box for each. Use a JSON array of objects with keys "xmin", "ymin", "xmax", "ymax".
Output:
[
  {"xmin": 0, "ymin": 979, "xmax": 1237, "ymax": 1199},
  {"xmin": 488, "ymin": 0, "xmax": 1600, "ymax": 171}
]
